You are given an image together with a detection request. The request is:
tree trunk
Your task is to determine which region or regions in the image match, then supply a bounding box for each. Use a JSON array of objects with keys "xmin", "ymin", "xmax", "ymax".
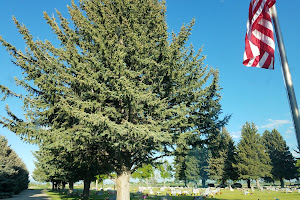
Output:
[
  {"xmin": 96, "ymin": 179, "xmax": 98, "ymax": 190},
  {"xmin": 52, "ymin": 182, "xmax": 54, "ymax": 190},
  {"xmin": 184, "ymin": 178, "xmax": 187, "ymax": 187},
  {"xmin": 69, "ymin": 182, "xmax": 74, "ymax": 194},
  {"xmin": 221, "ymin": 179, "xmax": 225, "ymax": 185},
  {"xmin": 256, "ymin": 178, "xmax": 260, "ymax": 189},
  {"xmin": 164, "ymin": 178, "xmax": 166, "ymax": 188},
  {"xmin": 62, "ymin": 182, "xmax": 66, "ymax": 190},
  {"xmin": 116, "ymin": 171, "xmax": 131, "ymax": 200},
  {"xmin": 202, "ymin": 179, "xmax": 206, "ymax": 187},
  {"xmin": 247, "ymin": 179, "xmax": 251, "ymax": 188},
  {"xmin": 280, "ymin": 178, "xmax": 284, "ymax": 188},
  {"xmin": 82, "ymin": 178, "xmax": 91, "ymax": 200}
]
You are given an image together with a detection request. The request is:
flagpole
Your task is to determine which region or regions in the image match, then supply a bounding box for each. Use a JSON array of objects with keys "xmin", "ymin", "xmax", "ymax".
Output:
[{"xmin": 271, "ymin": 5, "xmax": 300, "ymax": 149}]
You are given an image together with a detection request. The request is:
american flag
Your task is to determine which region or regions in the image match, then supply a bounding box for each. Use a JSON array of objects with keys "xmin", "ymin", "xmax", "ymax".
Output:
[{"xmin": 243, "ymin": 0, "xmax": 276, "ymax": 69}]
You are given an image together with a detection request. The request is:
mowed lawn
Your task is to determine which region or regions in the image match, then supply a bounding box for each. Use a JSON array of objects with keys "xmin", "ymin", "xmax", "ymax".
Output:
[
  {"xmin": 211, "ymin": 190, "xmax": 300, "ymax": 200},
  {"xmin": 45, "ymin": 189, "xmax": 300, "ymax": 200}
]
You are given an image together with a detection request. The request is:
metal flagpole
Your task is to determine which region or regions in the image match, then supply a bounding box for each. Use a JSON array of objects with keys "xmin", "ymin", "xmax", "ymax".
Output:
[{"xmin": 271, "ymin": 5, "xmax": 300, "ymax": 149}]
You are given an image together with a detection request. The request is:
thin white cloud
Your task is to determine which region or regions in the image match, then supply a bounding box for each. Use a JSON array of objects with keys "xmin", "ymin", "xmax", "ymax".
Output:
[
  {"xmin": 259, "ymin": 119, "xmax": 292, "ymax": 130},
  {"xmin": 285, "ymin": 126, "xmax": 294, "ymax": 134},
  {"xmin": 231, "ymin": 131, "xmax": 241, "ymax": 139}
]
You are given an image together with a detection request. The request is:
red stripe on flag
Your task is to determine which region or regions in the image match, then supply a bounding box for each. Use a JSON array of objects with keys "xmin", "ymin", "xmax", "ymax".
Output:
[
  {"xmin": 250, "ymin": 33, "xmax": 275, "ymax": 55},
  {"xmin": 245, "ymin": 36, "xmax": 254, "ymax": 59},
  {"xmin": 262, "ymin": 54, "xmax": 272, "ymax": 69},
  {"xmin": 243, "ymin": 0, "xmax": 276, "ymax": 70}
]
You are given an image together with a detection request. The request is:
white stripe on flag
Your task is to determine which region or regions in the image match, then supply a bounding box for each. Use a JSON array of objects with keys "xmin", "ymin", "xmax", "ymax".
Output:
[{"xmin": 258, "ymin": 51, "xmax": 269, "ymax": 68}]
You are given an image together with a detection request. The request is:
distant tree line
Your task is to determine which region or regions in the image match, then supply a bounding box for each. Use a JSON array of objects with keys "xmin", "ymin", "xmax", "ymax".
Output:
[
  {"xmin": 173, "ymin": 122, "xmax": 299, "ymax": 188},
  {"xmin": 0, "ymin": 135, "xmax": 29, "ymax": 195}
]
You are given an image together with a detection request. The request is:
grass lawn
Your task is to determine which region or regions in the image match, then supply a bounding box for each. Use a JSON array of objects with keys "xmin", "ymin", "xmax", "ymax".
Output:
[{"xmin": 44, "ymin": 189, "xmax": 300, "ymax": 200}]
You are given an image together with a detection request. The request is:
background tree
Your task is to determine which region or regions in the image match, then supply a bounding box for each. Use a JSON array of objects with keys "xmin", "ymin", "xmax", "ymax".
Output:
[
  {"xmin": 262, "ymin": 129, "xmax": 297, "ymax": 188},
  {"xmin": 296, "ymin": 159, "xmax": 300, "ymax": 177},
  {"xmin": 197, "ymin": 146, "xmax": 209, "ymax": 187},
  {"xmin": 207, "ymin": 128, "xmax": 238, "ymax": 185},
  {"xmin": 131, "ymin": 164, "xmax": 154, "ymax": 186},
  {"xmin": 0, "ymin": 135, "xmax": 29, "ymax": 194},
  {"xmin": 33, "ymin": 146, "xmax": 80, "ymax": 192},
  {"xmin": 235, "ymin": 122, "xmax": 271, "ymax": 188},
  {"xmin": 95, "ymin": 174, "xmax": 109, "ymax": 191},
  {"xmin": 156, "ymin": 160, "xmax": 173, "ymax": 187},
  {"xmin": 0, "ymin": 0, "xmax": 227, "ymax": 199},
  {"xmin": 185, "ymin": 152, "xmax": 201, "ymax": 187},
  {"xmin": 33, "ymin": 140, "xmax": 110, "ymax": 195},
  {"xmin": 174, "ymin": 146, "xmax": 209, "ymax": 187},
  {"xmin": 174, "ymin": 145, "xmax": 189, "ymax": 187}
]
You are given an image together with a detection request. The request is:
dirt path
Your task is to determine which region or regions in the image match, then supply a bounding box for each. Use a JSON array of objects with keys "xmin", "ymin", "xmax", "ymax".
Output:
[{"xmin": 8, "ymin": 189, "xmax": 51, "ymax": 200}]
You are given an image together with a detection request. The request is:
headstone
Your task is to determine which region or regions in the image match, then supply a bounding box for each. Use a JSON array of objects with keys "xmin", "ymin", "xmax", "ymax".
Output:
[
  {"xmin": 192, "ymin": 188, "xmax": 199, "ymax": 194},
  {"xmin": 176, "ymin": 190, "xmax": 181, "ymax": 195},
  {"xmin": 182, "ymin": 190, "xmax": 188, "ymax": 195},
  {"xmin": 203, "ymin": 188, "xmax": 211, "ymax": 196},
  {"xmin": 285, "ymin": 188, "xmax": 292, "ymax": 193}
]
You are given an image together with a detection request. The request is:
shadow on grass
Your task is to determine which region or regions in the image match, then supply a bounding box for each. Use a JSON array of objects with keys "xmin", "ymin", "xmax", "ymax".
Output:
[
  {"xmin": 46, "ymin": 190, "xmax": 299, "ymax": 200},
  {"xmin": 45, "ymin": 190, "xmax": 244, "ymax": 200}
]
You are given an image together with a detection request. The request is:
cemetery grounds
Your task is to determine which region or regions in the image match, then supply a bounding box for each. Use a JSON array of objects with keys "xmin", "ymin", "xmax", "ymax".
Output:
[{"xmin": 43, "ymin": 185, "xmax": 300, "ymax": 200}]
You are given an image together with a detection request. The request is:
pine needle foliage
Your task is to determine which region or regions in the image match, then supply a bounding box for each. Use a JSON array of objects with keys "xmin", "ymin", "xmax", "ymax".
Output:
[
  {"xmin": 0, "ymin": 135, "xmax": 29, "ymax": 194},
  {"xmin": 174, "ymin": 146, "xmax": 209, "ymax": 187},
  {"xmin": 262, "ymin": 129, "xmax": 297, "ymax": 187},
  {"xmin": 0, "ymin": 0, "xmax": 227, "ymax": 199},
  {"xmin": 207, "ymin": 128, "xmax": 238, "ymax": 184},
  {"xmin": 235, "ymin": 122, "xmax": 271, "ymax": 188}
]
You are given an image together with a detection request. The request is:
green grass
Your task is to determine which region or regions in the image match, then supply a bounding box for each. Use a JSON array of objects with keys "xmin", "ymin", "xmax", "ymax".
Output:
[{"xmin": 43, "ymin": 189, "xmax": 300, "ymax": 200}]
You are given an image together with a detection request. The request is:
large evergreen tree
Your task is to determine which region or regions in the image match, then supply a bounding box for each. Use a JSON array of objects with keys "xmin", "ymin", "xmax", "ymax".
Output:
[
  {"xmin": 235, "ymin": 122, "xmax": 271, "ymax": 188},
  {"xmin": 262, "ymin": 129, "xmax": 297, "ymax": 188},
  {"xmin": 0, "ymin": 0, "xmax": 226, "ymax": 199},
  {"xmin": 0, "ymin": 135, "xmax": 29, "ymax": 194}
]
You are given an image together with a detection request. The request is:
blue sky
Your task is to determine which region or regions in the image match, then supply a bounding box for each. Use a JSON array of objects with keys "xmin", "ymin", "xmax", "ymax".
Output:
[{"xmin": 0, "ymin": 0, "xmax": 300, "ymax": 177}]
